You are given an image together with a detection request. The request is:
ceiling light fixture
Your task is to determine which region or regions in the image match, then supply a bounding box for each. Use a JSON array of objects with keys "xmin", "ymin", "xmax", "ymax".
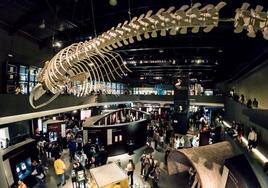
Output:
[
  {"xmin": 39, "ymin": 19, "xmax": 45, "ymax": 29},
  {"xmin": 52, "ymin": 41, "xmax": 62, "ymax": 48},
  {"xmin": 109, "ymin": 0, "xmax": 117, "ymax": 6}
]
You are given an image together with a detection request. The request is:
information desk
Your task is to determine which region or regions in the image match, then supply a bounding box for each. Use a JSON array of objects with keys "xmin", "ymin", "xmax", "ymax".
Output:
[{"xmin": 89, "ymin": 163, "xmax": 128, "ymax": 188}]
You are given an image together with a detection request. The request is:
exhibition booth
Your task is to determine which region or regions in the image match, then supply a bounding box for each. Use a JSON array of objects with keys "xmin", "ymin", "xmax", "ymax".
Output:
[
  {"xmin": 0, "ymin": 139, "xmax": 38, "ymax": 187},
  {"xmin": 83, "ymin": 108, "xmax": 149, "ymax": 155}
]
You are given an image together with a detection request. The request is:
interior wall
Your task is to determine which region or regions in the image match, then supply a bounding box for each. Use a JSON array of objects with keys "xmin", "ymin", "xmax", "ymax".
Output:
[
  {"xmin": 224, "ymin": 98, "xmax": 268, "ymax": 146},
  {"xmin": 0, "ymin": 27, "xmax": 53, "ymax": 93},
  {"xmin": 229, "ymin": 61, "xmax": 268, "ymax": 109}
]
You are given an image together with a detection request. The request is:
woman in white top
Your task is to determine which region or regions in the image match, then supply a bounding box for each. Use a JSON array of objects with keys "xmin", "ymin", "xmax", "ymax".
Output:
[
  {"xmin": 126, "ymin": 159, "xmax": 135, "ymax": 186},
  {"xmin": 248, "ymin": 128, "xmax": 257, "ymax": 151}
]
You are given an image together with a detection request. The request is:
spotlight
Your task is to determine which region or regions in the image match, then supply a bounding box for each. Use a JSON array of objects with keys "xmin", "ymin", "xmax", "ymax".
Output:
[
  {"xmin": 39, "ymin": 19, "xmax": 45, "ymax": 29},
  {"xmin": 52, "ymin": 41, "xmax": 62, "ymax": 48},
  {"xmin": 109, "ymin": 0, "xmax": 117, "ymax": 6}
]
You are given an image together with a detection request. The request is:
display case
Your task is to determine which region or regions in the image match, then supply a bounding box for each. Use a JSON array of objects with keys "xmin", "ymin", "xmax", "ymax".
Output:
[
  {"xmin": 5, "ymin": 63, "xmax": 19, "ymax": 93},
  {"xmin": 19, "ymin": 65, "xmax": 28, "ymax": 94},
  {"xmin": 3, "ymin": 62, "xmax": 41, "ymax": 94},
  {"xmin": 89, "ymin": 163, "xmax": 128, "ymax": 188},
  {"xmin": 28, "ymin": 66, "xmax": 40, "ymax": 93}
]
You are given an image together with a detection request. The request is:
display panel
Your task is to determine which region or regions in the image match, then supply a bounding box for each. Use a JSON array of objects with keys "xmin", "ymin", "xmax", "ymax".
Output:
[
  {"xmin": 81, "ymin": 109, "xmax": 92, "ymax": 120},
  {"xmin": 49, "ymin": 131, "xmax": 58, "ymax": 142},
  {"xmin": 15, "ymin": 158, "xmax": 32, "ymax": 180}
]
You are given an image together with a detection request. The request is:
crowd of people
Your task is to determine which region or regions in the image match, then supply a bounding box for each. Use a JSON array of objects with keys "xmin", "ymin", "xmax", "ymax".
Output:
[
  {"xmin": 18, "ymin": 107, "xmax": 256, "ymax": 188},
  {"xmin": 229, "ymin": 120, "xmax": 259, "ymax": 152},
  {"xmin": 229, "ymin": 90, "xmax": 259, "ymax": 108}
]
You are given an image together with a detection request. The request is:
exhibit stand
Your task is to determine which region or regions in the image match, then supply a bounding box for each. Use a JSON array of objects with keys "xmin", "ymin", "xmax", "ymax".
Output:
[
  {"xmin": 0, "ymin": 139, "xmax": 37, "ymax": 187},
  {"xmin": 72, "ymin": 169, "xmax": 87, "ymax": 188},
  {"xmin": 89, "ymin": 163, "xmax": 128, "ymax": 188}
]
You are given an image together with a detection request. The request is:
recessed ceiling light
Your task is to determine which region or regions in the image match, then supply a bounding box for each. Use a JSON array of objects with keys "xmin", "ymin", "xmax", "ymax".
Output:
[
  {"xmin": 8, "ymin": 53, "xmax": 13, "ymax": 57},
  {"xmin": 159, "ymin": 49, "xmax": 164, "ymax": 53},
  {"xmin": 218, "ymin": 49, "xmax": 223, "ymax": 53}
]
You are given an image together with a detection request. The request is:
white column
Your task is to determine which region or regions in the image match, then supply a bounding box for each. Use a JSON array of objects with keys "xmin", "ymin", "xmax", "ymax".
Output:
[{"xmin": 105, "ymin": 117, "xmax": 108, "ymax": 125}]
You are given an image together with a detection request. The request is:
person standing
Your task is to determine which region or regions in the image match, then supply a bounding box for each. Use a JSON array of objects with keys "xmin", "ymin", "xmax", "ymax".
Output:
[
  {"xmin": 247, "ymin": 99, "xmax": 252, "ymax": 108},
  {"xmin": 153, "ymin": 131, "xmax": 159, "ymax": 150},
  {"xmin": 164, "ymin": 149, "xmax": 170, "ymax": 165},
  {"xmin": 68, "ymin": 139, "xmax": 76, "ymax": 161},
  {"xmin": 126, "ymin": 159, "xmax": 135, "ymax": 187},
  {"xmin": 140, "ymin": 153, "xmax": 146, "ymax": 176},
  {"xmin": 76, "ymin": 135, "xmax": 83, "ymax": 151},
  {"xmin": 240, "ymin": 94, "xmax": 245, "ymax": 104},
  {"xmin": 31, "ymin": 160, "xmax": 46, "ymax": 184},
  {"xmin": 253, "ymin": 98, "xmax": 258, "ymax": 108},
  {"xmin": 248, "ymin": 128, "xmax": 257, "ymax": 151},
  {"xmin": 151, "ymin": 162, "xmax": 161, "ymax": 188},
  {"xmin": 75, "ymin": 151, "xmax": 87, "ymax": 169},
  {"xmin": 51, "ymin": 143, "xmax": 61, "ymax": 159},
  {"xmin": 54, "ymin": 155, "xmax": 66, "ymax": 187}
]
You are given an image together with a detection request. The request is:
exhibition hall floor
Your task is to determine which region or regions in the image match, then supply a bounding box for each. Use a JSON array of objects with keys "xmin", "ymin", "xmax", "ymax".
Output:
[
  {"xmin": 33, "ymin": 139, "xmax": 268, "ymax": 188},
  {"xmin": 34, "ymin": 145, "xmax": 188, "ymax": 188}
]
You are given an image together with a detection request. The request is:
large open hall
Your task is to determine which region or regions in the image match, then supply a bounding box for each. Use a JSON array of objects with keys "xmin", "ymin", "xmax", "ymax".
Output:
[{"xmin": 0, "ymin": 0, "xmax": 268, "ymax": 188}]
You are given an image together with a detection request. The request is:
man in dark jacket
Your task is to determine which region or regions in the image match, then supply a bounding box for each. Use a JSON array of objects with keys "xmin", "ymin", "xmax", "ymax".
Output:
[
  {"xmin": 31, "ymin": 160, "xmax": 46, "ymax": 184},
  {"xmin": 68, "ymin": 139, "xmax": 77, "ymax": 161}
]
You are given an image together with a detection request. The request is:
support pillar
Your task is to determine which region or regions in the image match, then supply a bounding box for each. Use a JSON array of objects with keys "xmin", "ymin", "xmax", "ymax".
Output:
[{"xmin": 172, "ymin": 74, "xmax": 189, "ymax": 134}]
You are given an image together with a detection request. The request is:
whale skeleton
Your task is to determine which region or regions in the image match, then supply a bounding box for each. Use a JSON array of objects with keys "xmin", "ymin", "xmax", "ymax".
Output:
[
  {"xmin": 234, "ymin": 3, "xmax": 268, "ymax": 40},
  {"xmin": 29, "ymin": 2, "xmax": 226, "ymax": 109}
]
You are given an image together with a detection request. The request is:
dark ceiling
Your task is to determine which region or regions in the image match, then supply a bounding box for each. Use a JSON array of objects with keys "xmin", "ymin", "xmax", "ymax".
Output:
[{"xmin": 1, "ymin": 0, "xmax": 268, "ymax": 87}]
